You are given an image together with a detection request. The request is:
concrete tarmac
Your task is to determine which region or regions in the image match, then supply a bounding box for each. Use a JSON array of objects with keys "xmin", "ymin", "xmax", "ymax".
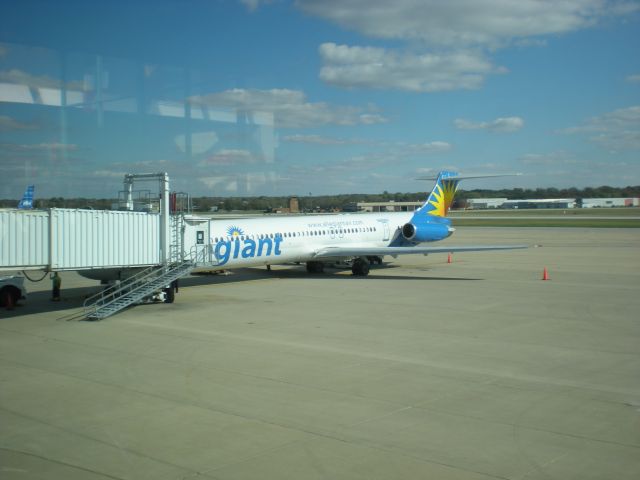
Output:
[{"xmin": 1, "ymin": 228, "xmax": 639, "ymax": 479}]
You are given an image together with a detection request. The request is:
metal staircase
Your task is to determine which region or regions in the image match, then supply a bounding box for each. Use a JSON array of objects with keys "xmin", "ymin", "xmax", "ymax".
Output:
[
  {"xmin": 82, "ymin": 209, "xmax": 222, "ymax": 320},
  {"xmin": 83, "ymin": 261, "xmax": 194, "ymax": 320}
]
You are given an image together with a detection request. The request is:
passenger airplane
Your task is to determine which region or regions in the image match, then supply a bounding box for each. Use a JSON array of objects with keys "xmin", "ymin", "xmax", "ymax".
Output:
[
  {"xmin": 202, "ymin": 171, "xmax": 526, "ymax": 276},
  {"xmin": 17, "ymin": 185, "xmax": 34, "ymax": 210}
]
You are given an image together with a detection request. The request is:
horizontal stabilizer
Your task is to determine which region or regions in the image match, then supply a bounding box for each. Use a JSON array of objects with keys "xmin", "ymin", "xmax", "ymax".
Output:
[{"xmin": 417, "ymin": 173, "xmax": 522, "ymax": 181}]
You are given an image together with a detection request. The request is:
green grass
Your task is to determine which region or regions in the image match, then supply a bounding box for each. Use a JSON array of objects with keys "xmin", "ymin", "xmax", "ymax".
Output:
[
  {"xmin": 452, "ymin": 218, "xmax": 640, "ymax": 228},
  {"xmin": 446, "ymin": 207, "xmax": 640, "ymax": 227},
  {"xmin": 449, "ymin": 207, "xmax": 640, "ymax": 217}
]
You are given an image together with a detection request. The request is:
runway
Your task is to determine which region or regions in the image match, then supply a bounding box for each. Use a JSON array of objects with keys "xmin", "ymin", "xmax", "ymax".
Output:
[{"xmin": 1, "ymin": 227, "xmax": 639, "ymax": 479}]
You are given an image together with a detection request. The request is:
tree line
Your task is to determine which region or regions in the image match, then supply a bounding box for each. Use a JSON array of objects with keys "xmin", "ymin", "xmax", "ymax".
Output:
[{"xmin": 2, "ymin": 185, "xmax": 639, "ymax": 212}]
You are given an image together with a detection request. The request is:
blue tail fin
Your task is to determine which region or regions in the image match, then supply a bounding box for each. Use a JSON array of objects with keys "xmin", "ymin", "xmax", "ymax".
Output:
[
  {"xmin": 18, "ymin": 185, "xmax": 34, "ymax": 209},
  {"xmin": 416, "ymin": 171, "xmax": 461, "ymax": 217},
  {"xmin": 415, "ymin": 171, "xmax": 520, "ymax": 217}
]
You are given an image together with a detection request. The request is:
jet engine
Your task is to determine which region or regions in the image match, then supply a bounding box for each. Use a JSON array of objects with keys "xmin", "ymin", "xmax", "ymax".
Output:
[{"xmin": 401, "ymin": 217, "xmax": 453, "ymax": 243}]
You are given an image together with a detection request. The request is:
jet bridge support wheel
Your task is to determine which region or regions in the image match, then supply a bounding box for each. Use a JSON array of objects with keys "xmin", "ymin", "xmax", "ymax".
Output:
[
  {"xmin": 164, "ymin": 280, "xmax": 177, "ymax": 304},
  {"xmin": 351, "ymin": 258, "xmax": 370, "ymax": 276},
  {"xmin": 1, "ymin": 287, "xmax": 18, "ymax": 310}
]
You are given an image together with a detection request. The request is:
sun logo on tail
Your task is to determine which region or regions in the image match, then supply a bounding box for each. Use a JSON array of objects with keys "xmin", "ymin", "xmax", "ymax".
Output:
[{"xmin": 425, "ymin": 178, "xmax": 459, "ymax": 217}]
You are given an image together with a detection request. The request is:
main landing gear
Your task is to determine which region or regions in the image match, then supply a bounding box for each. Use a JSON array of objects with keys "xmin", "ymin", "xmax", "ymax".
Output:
[
  {"xmin": 306, "ymin": 258, "xmax": 371, "ymax": 276},
  {"xmin": 351, "ymin": 257, "xmax": 370, "ymax": 276}
]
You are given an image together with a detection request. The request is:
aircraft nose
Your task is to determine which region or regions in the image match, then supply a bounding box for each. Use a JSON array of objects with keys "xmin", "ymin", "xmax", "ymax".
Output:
[{"xmin": 447, "ymin": 226, "xmax": 456, "ymax": 237}]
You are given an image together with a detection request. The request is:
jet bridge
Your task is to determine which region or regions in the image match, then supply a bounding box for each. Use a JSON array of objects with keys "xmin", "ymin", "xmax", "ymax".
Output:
[
  {"xmin": 1, "ymin": 208, "xmax": 163, "ymax": 272},
  {"xmin": 0, "ymin": 173, "xmax": 219, "ymax": 319},
  {"xmin": 0, "ymin": 173, "xmax": 177, "ymax": 272}
]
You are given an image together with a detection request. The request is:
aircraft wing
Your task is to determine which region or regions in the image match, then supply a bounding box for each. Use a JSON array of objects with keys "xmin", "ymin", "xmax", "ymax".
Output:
[{"xmin": 313, "ymin": 244, "xmax": 528, "ymax": 259}]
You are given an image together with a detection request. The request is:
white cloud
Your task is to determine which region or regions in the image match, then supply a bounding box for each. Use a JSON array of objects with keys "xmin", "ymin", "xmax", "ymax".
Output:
[
  {"xmin": 198, "ymin": 149, "xmax": 257, "ymax": 166},
  {"xmin": 303, "ymin": 1, "xmax": 637, "ymax": 93},
  {"xmin": 520, "ymin": 151, "xmax": 578, "ymax": 165},
  {"xmin": 92, "ymin": 170, "xmax": 127, "ymax": 178},
  {"xmin": 298, "ymin": 0, "xmax": 638, "ymax": 48},
  {"xmin": 359, "ymin": 113, "xmax": 387, "ymax": 124},
  {"xmin": 561, "ymin": 105, "xmax": 640, "ymax": 150},
  {"xmin": 282, "ymin": 134, "xmax": 358, "ymax": 145},
  {"xmin": 626, "ymin": 74, "xmax": 640, "ymax": 83},
  {"xmin": 0, "ymin": 142, "xmax": 78, "ymax": 152},
  {"xmin": 290, "ymin": 140, "xmax": 453, "ymax": 179},
  {"xmin": 319, "ymin": 43, "xmax": 503, "ymax": 92},
  {"xmin": 281, "ymin": 136, "xmax": 452, "ymax": 155},
  {"xmin": 0, "ymin": 68, "xmax": 83, "ymax": 90},
  {"xmin": 455, "ymin": 116, "xmax": 524, "ymax": 133},
  {"xmin": 415, "ymin": 167, "xmax": 438, "ymax": 175},
  {"xmin": 401, "ymin": 141, "xmax": 453, "ymax": 153},
  {"xmin": 198, "ymin": 176, "xmax": 238, "ymax": 192},
  {"xmin": 239, "ymin": 0, "xmax": 274, "ymax": 12},
  {"xmin": 174, "ymin": 131, "xmax": 219, "ymax": 155},
  {"xmin": 191, "ymin": 88, "xmax": 387, "ymax": 128}
]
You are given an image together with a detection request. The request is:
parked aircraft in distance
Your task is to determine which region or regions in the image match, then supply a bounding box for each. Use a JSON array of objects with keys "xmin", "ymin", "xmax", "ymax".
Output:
[
  {"xmin": 203, "ymin": 171, "xmax": 527, "ymax": 276},
  {"xmin": 17, "ymin": 185, "xmax": 34, "ymax": 210}
]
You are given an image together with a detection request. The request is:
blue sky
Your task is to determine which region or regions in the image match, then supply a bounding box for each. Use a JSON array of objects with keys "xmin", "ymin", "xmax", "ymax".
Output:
[{"xmin": 1, "ymin": 0, "xmax": 639, "ymax": 198}]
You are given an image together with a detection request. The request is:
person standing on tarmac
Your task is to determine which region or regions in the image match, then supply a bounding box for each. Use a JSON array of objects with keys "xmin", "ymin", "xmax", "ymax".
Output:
[{"xmin": 51, "ymin": 272, "xmax": 61, "ymax": 301}]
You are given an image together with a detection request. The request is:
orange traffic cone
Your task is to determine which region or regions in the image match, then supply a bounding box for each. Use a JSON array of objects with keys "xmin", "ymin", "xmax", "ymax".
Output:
[
  {"xmin": 447, "ymin": 253, "xmax": 452, "ymax": 264},
  {"xmin": 542, "ymin": 267, "xmax": 549, "ymax": 281}
]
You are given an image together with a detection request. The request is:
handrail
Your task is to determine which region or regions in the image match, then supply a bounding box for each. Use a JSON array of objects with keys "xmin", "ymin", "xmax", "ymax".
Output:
[
  {"xmin": 82, "ymin": 262, "xmax": 189, "ymax": 315},
  {"xmin": 189, "ymin": 243, "xmax": 219, "ymax": 266},
  {"xmin": 83, "ymin": 265, "xmax": 157, "ymax": 309},
  {"xmin": 83, "ymin": 260, "xmax": 195, "ymax": 319},
  {"xmin": 82, "ymin": 242, "xmax": 219, "ymax": 318}
]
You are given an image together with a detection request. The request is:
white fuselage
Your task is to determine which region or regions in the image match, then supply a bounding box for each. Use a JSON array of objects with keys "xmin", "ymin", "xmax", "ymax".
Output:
[{"xmin": 203, "ymin": 211, "xmax": 416, "ymax": 268}]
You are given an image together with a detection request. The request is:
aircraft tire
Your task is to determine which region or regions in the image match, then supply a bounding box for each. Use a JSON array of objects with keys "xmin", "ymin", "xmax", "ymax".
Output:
[{"xmin": 351, "ymin": 258, "xmax": 370, "ymax": 276}]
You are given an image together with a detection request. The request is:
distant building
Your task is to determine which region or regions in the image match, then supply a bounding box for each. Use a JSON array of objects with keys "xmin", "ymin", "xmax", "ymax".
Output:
[
  {"xmin": 466, "ymin": 198, "xmax": 508, "ymax": 209},
  {"xmin": 289, "ymin": 196, "xmax": 300, "ymax": 213},
  {"xmin": 502, "ymin": 199, "xmax": 576, "ymax": 209},
  {"xmin": 274, "ymin": 196, "xmax": 301, "ymax": 214},
  {"xmin": 349, "ymin": 196, "xmax": 640, "ymax": 212},
  {"xmin": 581, "ymin": 197, "xmax": 640, "ymax": 208},
  {"xmin": 357, "ymin": 201, "xmax": 422, "ymax": 212}
]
